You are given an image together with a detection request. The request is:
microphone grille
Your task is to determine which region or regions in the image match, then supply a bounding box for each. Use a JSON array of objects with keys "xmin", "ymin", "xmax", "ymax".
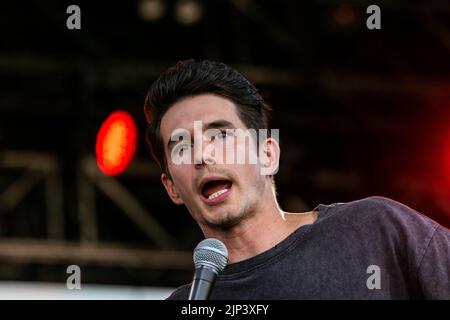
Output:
[{"xmin": 193, "ymin": 238, "xmax": 228, "ymax": 273}]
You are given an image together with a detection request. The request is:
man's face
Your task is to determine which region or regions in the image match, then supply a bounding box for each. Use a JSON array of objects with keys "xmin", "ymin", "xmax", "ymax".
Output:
[{"xmin": 159, "ymin": 94, "xmax": 268, "ymax": 230}]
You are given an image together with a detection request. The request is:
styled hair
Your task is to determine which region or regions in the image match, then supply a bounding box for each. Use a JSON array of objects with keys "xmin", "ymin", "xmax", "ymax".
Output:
[{"xmin": 144, "ymin": 59, "xmax": 272, "ymax": 174}]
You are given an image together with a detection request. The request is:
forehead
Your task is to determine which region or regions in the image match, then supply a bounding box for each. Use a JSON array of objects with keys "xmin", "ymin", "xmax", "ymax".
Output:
[{"xmin": 160, "ymin": 94, "xmax": 245, "ymax": 139}]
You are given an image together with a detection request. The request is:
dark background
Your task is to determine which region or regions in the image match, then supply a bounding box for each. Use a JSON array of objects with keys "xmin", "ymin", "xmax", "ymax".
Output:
[{"xmin": 0, "ymin": 0, "xmax": 449, "ymax": 289}]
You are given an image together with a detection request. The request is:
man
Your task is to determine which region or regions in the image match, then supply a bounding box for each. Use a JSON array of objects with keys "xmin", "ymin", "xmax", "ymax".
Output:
[{"xmin": 144, "ymin": 59, "xmax": 450, "ymax": 299}]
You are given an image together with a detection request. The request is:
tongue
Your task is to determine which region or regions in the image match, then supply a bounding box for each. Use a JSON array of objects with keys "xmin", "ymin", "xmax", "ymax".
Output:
[{"xmin": 202, "ymin": 181, "xmax": 231, "ymax": 198}]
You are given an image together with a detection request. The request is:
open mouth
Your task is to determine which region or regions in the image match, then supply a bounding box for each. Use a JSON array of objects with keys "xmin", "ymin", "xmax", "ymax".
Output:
[{"xmin": 200, "ymin": 179, "xmax": 233, "ymax": 200}]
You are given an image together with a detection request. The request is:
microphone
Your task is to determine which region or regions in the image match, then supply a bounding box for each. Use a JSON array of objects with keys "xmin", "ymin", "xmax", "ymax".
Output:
[{"xmin": 188, "ymin": 238, "xmax": 228, "ymax": 300}]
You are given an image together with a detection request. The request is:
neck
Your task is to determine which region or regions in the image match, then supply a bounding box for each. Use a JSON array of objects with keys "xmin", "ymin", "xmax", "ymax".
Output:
[{"xmin": 201, "ymin": 188, "xmax": 317, "ymax": 264}]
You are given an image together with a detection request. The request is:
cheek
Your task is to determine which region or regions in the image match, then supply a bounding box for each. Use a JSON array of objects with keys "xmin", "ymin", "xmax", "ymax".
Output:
[
  {"xmin": 169, "ymin": 165, "xmax": 194, "ymax": 194},
  {"xmin": 232, "ymin": 162, "xmax": 262, "ymax": 188},
  {"xmin": 234, "ymin": 138, "xmax": 259, "ymax": 165}
]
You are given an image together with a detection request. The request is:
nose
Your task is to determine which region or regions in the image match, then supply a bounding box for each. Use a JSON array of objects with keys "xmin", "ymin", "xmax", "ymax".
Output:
[{"xmin": 194, "ymin": 140, "xmax": 216, "ymax": 169}]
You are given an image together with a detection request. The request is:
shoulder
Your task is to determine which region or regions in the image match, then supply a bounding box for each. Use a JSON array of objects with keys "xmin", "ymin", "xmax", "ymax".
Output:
[
  {"xmin": 328, "ymin": 195, "xmax": 416, "ymax": 214},
  {"xmin": 323, "ymin": 196, "xmax": 440, "ymax": 243},
  {"xmin": 165, "ymin": 283, "xmax": 191, "ymax": 300},
  {"xmin": 326, "ymin": 196, "xmax": 436, "ymax": 225}
]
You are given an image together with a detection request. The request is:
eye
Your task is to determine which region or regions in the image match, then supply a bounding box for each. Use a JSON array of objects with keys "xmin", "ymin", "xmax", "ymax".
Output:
[
  {"xmin": 174, "ymin": 143, "xmax": 191, "ymax": 154},
  {"xmin": 214, "ymin": 130, "xmax": 230, "ymax": 140}
]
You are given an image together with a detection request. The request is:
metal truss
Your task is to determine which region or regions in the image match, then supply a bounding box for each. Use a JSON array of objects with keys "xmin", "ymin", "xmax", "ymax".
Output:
[{"xmin": 0, "ymin": 150, "xmax": 192, "ymax": 270}]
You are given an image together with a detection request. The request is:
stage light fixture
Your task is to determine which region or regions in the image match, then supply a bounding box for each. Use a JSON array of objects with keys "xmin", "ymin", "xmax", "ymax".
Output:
[
  {"xmin": 175, "ymin": 0, "xmax": 203, "ymax": 25},
  {"xmin": 95, "ymin": 110, "xmax": 137, "ymax": 176}
]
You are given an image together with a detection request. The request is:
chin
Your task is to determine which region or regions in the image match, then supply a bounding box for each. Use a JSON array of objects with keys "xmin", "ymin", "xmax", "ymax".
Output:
[{"xmin": 204, "ymin": 209, "xmax": 247, "ymax": 230}]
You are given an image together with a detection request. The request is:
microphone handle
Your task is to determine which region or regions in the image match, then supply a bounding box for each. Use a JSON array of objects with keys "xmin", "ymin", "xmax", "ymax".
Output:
[{"xmin": 188, "ymin": 266, "xmax": 217, "ymax": 300}]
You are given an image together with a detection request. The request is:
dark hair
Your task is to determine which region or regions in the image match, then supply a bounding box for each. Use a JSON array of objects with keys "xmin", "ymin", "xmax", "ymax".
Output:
[{"xmin": 144, "ymin": 59, "xmax": 272, "ymax": 174}]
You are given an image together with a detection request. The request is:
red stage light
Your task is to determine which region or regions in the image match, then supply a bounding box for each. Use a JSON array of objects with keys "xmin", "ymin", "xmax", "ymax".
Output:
[{"xmin": 95, "ymin": 110, "xmax": 137, "ymax": 176}]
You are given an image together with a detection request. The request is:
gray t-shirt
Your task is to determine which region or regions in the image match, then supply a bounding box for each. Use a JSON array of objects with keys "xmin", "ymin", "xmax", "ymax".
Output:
[{"xmin": 167, "ymin": 196, "xmax": 450, "ymax": 299}]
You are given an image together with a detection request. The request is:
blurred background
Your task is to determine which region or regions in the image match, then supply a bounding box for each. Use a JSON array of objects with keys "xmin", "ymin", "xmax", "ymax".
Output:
[{"xmin": 0, "ymin": 0, "xmax": 449, "ymax": 299}]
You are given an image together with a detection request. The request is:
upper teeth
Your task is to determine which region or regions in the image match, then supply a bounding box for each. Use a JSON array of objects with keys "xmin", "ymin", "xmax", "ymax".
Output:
[{"xmin": 208, "ymin": 189, "xmax": 228, "ymax": 200}]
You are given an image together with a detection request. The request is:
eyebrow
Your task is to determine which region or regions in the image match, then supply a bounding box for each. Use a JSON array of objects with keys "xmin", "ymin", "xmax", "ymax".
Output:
[
  {"xmin": 204, "ymin": 120, "xmax": 236, "ymax": 131},
  {"xmin": 166, "ymin": 120, "xmax": 236, "ymax": 151}
]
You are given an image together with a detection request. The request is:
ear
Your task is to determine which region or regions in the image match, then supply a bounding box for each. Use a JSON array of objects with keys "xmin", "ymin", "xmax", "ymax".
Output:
[
  {"xmin": 259, "ymin": 137, "xmax": 280, "ymax": 176},
  {"xmin": 161, "ymin": 173, "xmax": 184, "ymax": 205}
]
